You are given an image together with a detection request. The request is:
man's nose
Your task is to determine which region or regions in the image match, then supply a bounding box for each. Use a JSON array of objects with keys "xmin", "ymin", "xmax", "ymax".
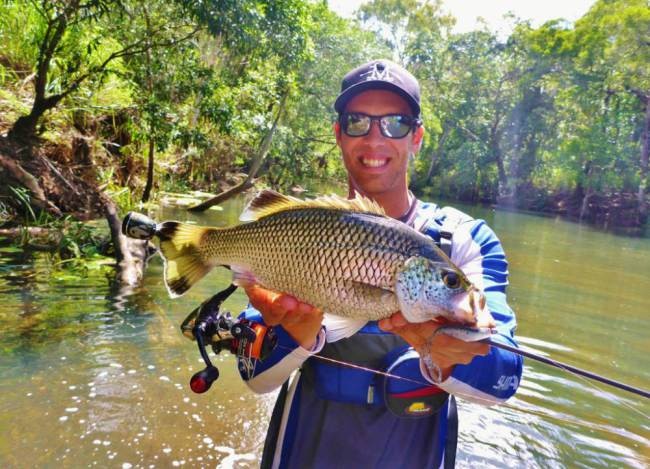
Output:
[{"xmin": 364, "ymin": 119, "xmax": 384, "ymax": 141}]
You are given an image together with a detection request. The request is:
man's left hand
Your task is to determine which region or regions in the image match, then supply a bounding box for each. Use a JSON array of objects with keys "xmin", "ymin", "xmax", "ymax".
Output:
[{"xmin": 378, "ymin": 308, "xmax": 496, "ymax": 382}]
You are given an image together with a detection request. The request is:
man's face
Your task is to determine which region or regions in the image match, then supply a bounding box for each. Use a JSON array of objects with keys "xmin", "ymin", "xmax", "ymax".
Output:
[{"xmin": 334, "ymin": 89, "xmax": 424, "ymax": 200}]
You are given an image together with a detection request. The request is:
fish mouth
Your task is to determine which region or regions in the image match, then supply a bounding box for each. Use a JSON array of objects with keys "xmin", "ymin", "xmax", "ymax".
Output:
[{"xmin": 468, "ymin": 286, "xmax": 486, "ymax": 323}]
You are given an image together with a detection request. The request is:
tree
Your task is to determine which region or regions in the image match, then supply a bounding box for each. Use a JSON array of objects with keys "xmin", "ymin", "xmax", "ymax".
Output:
[
  {"xmin": 571, "ymin": 0, "xmax": 650, "ymax": 222},
  {"xmin": 4, "ymin": 0, "xmax": 198, "ymax": 140}
]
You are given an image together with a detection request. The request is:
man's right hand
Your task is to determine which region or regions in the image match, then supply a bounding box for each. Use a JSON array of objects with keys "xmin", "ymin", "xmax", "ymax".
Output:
[{"xmin": 244, "ymin": 284, "xmax": 323, "ymax": 350}]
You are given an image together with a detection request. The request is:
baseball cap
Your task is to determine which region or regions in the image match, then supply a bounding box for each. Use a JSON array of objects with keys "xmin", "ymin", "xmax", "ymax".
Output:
[{"xmin": 334, "ymin": 59, "xmax": 421, "ymax": 117}]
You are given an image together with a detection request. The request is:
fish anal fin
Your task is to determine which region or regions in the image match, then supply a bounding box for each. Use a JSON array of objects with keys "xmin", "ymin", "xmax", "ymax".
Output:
[{"xmin": 323, "ymin": 314, "xmax": 367, "ymax": 342}]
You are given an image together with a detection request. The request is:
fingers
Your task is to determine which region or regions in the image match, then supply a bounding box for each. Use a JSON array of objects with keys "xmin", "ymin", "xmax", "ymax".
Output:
[
  {"xmin": 378, "ymin": 311, "xmax": 408, "ymax": 331},
  {"xmin": 243, "ymin": 284, "xmax": 323, "ymax": 349},
  {"xmin": 244, "ymin": 284, "xmax": 317, "ymax": 326},
  {"xmin": 379, "ymin": 312, "xmax": 491, "ymax": 371},
  {"xmin": 432, "ymin": 334, "xmax": 490, "ymax": 361}
]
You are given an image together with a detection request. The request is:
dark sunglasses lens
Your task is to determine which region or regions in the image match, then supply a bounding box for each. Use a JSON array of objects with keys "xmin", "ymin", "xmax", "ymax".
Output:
[
  {"xmin": 381, "ymin": 115, "xmax": 412, "ymax": 138},
  {"xmin": 342, "ymin": 114, "xmax": 414, "ymax": 138},
  {"xmin": 344, "ymin": 114, "xmax": 371, "ymax": 136}
]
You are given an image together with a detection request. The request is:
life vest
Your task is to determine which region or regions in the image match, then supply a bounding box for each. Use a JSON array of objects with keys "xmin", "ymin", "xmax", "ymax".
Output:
[{"xmin": 301, "ymin": 322, "xmax": 449, "ymax": 418}]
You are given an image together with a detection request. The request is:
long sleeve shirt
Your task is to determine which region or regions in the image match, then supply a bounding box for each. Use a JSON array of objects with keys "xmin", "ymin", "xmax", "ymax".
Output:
[{"xmin": 237, "ymin": 200, "xmax": 523, "ymax": 469}]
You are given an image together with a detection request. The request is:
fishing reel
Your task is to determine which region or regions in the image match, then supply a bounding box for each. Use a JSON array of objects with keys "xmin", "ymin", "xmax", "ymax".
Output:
[{"xmin": 181, "ymin": 284, "xmax": 277, "ymax": 393}]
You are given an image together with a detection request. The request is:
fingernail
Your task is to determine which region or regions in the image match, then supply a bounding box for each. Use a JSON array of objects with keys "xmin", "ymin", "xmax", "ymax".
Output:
[
  {"xmin": 280, "ymin": 295, "xmax": 298, "ymax": 312},
  {"xmin": 298, "ymin": 302, "xmax": 312, "ymax": 314},
  {"xmin": 379, "ymin": 319, "xmax": 392, "ymax": 331},
  {"xmin": 394, "ymin": 316, "xmax": 407, "ymax": 327}
]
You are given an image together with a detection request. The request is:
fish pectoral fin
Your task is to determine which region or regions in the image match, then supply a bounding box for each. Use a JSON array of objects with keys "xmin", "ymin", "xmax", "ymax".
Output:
[
  {"xmin": 349, "ymin": 281, "xmax": 395, "ymax": 302},
  {"xmin": 157, "ymin": 221, "xmax": 217, "ymax": 297},
  {"xmin": 230, "ymin": 265, "xmax": 258, "ymax": 288},
  {"xmin": 323, "ymin": 314, "xmax": 367, "ymax": 343}
]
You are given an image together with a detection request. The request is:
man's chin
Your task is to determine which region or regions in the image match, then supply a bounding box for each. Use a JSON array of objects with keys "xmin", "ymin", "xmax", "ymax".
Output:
[{"xmin": 352, "ymin": 181, "xmax": 392, "ymax": 199}]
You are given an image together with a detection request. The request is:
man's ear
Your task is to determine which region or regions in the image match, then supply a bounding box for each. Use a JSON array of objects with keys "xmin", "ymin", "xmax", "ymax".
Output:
[
  {"xmin": 334, "ymin": 121, "xmax": 342, "ymax": 146},
  {"xmin": 412, "ymin": 125, "xmax": 425, "ymax": 151}
]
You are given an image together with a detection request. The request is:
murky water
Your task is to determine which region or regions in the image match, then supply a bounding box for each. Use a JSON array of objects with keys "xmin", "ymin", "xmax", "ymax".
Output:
[{"xmin": 0, "ymin": 196, "xmax": 648, "ymax": 468}]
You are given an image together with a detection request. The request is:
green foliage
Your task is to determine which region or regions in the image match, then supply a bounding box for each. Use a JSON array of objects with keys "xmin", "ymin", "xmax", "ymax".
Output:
[{"xmin": 0, "ymin": 0, "xmax": 647, "ymax": 233}]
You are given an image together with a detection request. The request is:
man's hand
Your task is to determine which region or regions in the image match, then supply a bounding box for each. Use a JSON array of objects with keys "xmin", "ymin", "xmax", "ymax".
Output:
[
  {"xmin": 378, "ymin": 308, "xmax": 495, "ymax": 381},
  {"xmin": 244, "ymin": 284, "xmax": 323, "ymax": 350}
]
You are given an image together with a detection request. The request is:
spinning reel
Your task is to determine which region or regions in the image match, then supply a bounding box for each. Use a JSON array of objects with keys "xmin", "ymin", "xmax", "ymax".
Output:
[{"xmin": 180, "ymin": 284, "xmax": 277, "ymax": 393}]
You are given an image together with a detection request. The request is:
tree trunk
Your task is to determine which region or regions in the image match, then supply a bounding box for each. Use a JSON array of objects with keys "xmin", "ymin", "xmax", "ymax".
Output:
[
  {"xmin": 579, "ymin": 188, "xmax": 593, "ymax": 222},
  {"xmin": 8, "ymin": 10, "xmax": 68, "ymax": 140},
  {"xmin": 488, "ymin": 115, "xmax": 508, "ymax": 201},
  {"xmin": 424, "ymin": 127, "xmax": 449, "ymax": 184},
  {"xmin": 493, "ymin": 141, "xmax": 508, "ymax": 200},
  {"xmin": 104, "ymin": 197, "xmax": 149, "ymax": 287},
  {"xmin": 141, "ymin": 5, "xmax": 155, "ymax": 204},
  {"xmin": 142, "ymin": 138, "xmax": 155, "ymax": 202},
  {"xmin": 494, "ymin": 152, "xmax": 508, "ymax": 197},
  {"xmin": 637, "ymin": 94, "xmax": 649, "ymax": 224},
  {"xmin": 8, "ymin": 95, "xmax": 64, "ymax": 140}
]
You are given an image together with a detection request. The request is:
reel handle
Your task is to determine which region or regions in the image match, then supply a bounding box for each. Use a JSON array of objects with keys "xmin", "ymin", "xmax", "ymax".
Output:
[{"xmin": 190, "ymin": 366, "xmax": 219, "ymax": 393}]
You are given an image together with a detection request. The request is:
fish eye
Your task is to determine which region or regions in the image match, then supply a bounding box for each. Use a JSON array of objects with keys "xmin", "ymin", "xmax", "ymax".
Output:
[{"xmin": 442, "ymin": 271, "xmax": 461, "ymax": 289}]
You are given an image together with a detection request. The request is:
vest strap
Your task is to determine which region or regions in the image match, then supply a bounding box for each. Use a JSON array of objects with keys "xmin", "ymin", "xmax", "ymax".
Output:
[{"xmin": 417, "ymin": 206, "xmax": 473, "ymax": 257}]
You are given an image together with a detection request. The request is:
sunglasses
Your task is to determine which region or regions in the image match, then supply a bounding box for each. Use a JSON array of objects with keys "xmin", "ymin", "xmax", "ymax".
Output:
[{"xmin": 339, "ymin": 112, "xmax": 421, "ymax": 139}]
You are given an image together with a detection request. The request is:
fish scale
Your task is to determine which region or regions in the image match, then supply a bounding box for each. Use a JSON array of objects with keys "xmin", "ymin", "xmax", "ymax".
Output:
[
  {"xmin": 179, "ymin": 207, "xmax": 448, "ymax": 321},
  {"xmin": 135, "ymin": 190, "xmax": 481, "ymax": 325}
]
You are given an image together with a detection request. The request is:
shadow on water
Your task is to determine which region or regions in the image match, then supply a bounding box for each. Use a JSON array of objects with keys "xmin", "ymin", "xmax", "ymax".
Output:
[{"xmin": 0, "ymin": 195, "xmax": 648, "ymax": 468}]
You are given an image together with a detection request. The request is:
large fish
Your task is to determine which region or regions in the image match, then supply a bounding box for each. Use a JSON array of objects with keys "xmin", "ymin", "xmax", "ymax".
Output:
[{"xmin": 124, "ymin": 190, "xmax": 485, "ymax": 340}]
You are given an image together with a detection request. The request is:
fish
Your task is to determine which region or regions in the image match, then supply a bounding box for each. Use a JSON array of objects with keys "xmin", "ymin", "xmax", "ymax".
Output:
[{"xmin": 124, "ymin": 190, "xmax": 485, "ymax": 341}]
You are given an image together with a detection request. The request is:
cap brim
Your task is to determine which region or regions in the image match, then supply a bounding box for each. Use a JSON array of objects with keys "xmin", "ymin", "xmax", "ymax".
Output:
[{"xmin": 334, "ymin": 81, "xmax": 420, "ymax": 116}]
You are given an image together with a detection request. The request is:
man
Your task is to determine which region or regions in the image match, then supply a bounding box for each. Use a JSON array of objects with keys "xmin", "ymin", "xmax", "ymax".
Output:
[{"xmin": 239, "ymin": 59, "xmax": 522, "ymax": 468}]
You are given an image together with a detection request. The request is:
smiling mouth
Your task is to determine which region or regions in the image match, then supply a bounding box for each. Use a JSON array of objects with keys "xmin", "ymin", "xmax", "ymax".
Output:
[{"xmin": 360, "ymin": 157, "xmax": 390, "ymax": 168}]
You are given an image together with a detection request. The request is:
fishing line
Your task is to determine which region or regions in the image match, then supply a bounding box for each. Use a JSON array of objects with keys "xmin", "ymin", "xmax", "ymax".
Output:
[
  {"xmin": 268, "ymin": 344, "xmax": 647, "ymax": 439},
  {"xmin": 276, "ymin": 344, "xmax": 431, "ymax": 387},
  {"xmin": 278, "ymin": 341, "xmax": 650, "ymax": 421},
  {"xmin": 280, "ymin": 344, "xmax": 563, "ymax": 414}
]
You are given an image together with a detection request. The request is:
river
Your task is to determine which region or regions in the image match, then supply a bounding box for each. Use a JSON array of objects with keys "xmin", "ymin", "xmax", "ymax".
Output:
[{"xmin": 0, "ymin": 194, "xmax": 648, "ymax": 468}]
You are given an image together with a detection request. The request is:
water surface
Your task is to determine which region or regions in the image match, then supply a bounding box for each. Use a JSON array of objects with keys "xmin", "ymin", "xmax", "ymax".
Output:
[{"xmin": 0, "ymin": 196, "xmax": 648, "ymax": 468}]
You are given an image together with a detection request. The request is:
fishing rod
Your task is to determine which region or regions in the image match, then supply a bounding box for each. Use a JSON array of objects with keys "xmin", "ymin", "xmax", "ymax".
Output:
[
  {"xmin": 182, "ymin": 285, "xmax": 650, "ymax": 401},
  {"xmin": 121, "ymin": 212, "xmax": 649, "ymax": 401},
  {"xmin": 483, "ymin": 339, "xmax": 650, "ymax": 399}
]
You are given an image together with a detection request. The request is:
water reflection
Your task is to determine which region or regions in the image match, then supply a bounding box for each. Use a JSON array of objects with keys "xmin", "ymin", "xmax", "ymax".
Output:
[{"xmin": 0, "ymin": 199, "xmax": 649, "ymax": 468}]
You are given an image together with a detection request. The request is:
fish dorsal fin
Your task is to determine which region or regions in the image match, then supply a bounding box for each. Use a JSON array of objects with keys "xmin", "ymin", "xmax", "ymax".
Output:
[{"xmin": 239, "ymin": 189, "xmax": 386, "ymax": 222}]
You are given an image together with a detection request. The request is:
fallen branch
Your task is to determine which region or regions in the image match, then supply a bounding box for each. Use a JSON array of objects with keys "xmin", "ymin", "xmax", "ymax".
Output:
[
  {"xmin": 188, "ymin": 90, "xmax": 288, "ymax": 212},
  {"xmin": 40, "ymin": 154, "xmax": 80, "ymax": 196},
  {"xmin": 103, "ymin": 196, "xmax": 150, "ymax": 287},
  {"xmin": 0, "ymin": 226, "xmax": 60, "ymax": 240},
  {"xmin": 0, "ymin": 152, "xmax": 62, "ymax": 216}
]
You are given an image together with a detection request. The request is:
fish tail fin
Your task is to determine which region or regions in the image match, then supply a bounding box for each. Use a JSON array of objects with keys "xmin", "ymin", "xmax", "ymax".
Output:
[{"xmin": 157, "ymin": 221, "xmax": 217, "ymax": 297}]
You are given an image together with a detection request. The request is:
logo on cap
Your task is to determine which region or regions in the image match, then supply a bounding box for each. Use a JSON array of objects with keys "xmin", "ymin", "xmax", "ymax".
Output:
[{"xmin": 360, "ymin": 62, "xmax": 394, "ymax": 83}]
